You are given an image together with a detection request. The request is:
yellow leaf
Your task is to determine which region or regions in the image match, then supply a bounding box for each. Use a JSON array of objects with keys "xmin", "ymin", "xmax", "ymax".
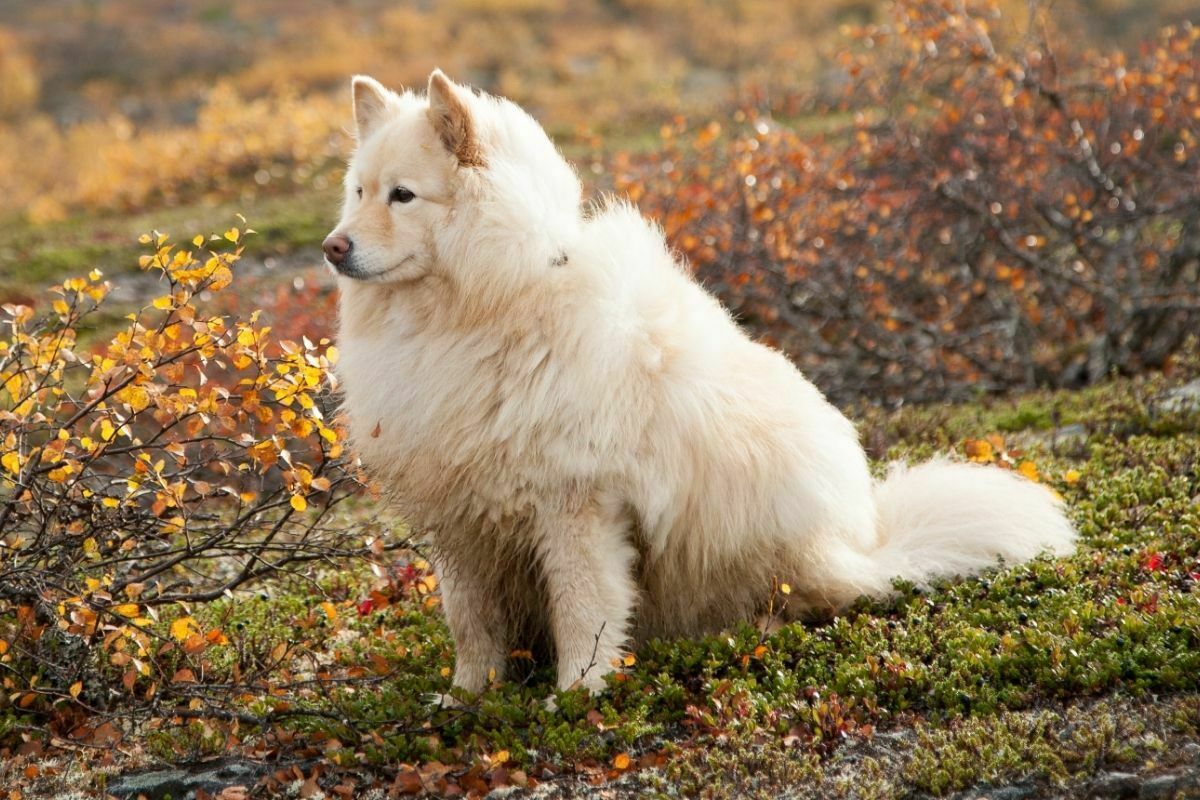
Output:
[
  {"xmin": 224, "ymin": 228, "xmax": 240, "ymax": 243},
  {"xmin": 151, "ymin": 296, "xmax": 173, "ymax": 310},
  {"xmin": 290, "ymin": 494, "xmax": 307, "ymax": 512},
  {"xmin": 780, "ymin": 583, "xmax": 792, "ymax": 595},
  {"xmin": 52, "ymin": 299, "xmax": 70, "ymax": 316},
  {"xmin": 69, "ymin": 681, "xmax": 82, "ymax": 699},
  {"xmin": 192, "ymin": 235, "xmax": 205, "ymax": 247},
  {"xmin": 2, "ymin": 451, "xmax": 20, "ymax": 474},
  {"xmin": 114, "ymin": 604, "xmax": 140, "ymax": 617},
  {"xmin": 493, "ymin": 750, "xmax": 509, "ymax": 764},
  {"xmin": 209, "ymin": 265, "xmax": 233, "ymax": 290},
  {"xmin": 325, "ymin": 345, "xmax": 339, "ymax": 365},
  {"xmin": 320, "ymin": 601, "xmax": 338, "ymax": 622},
  {"xmin": 170, "ymin": 616, "xmax": 196, "ymax": 642},
  {"xmin": 82, "ymin": 538, "xmax": 98, "ymax": 557}
]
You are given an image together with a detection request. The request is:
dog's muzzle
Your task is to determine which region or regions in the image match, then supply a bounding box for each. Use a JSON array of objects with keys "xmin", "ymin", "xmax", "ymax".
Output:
[{"xmin": 322, "ymin": 234, "xmax": 353, "ymax": 270}]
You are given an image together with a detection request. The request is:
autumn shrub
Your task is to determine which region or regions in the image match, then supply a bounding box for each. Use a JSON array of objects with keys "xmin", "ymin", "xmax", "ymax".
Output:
[
  {"xmin": 614, "ymin": 0, "xmax": 1200, "ymax": 404},
  {"xmin": 0, "ymin": 224, "xmax": 375, "ymax": 738}
]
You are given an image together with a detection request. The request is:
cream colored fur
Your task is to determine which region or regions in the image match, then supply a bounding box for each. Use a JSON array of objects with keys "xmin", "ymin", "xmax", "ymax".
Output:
[{"xmin": 328, "ymin": 71, "xmax": 1076, "ymax": 695}]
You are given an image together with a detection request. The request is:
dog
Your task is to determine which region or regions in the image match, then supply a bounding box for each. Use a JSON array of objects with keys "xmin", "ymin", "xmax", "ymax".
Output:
[{"xmin": 323, "ymin": 70, "xmax": 1076, "ymax": 697}]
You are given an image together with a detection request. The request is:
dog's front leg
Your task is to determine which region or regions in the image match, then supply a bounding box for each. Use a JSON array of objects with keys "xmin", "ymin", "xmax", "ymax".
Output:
[
  {"xmin": 437, "ymin": 560, "xmax": 510, "ymax": 696},
  {"xmin": 536, "ymin": 507, "xmax": 638, "ymax": 694}
]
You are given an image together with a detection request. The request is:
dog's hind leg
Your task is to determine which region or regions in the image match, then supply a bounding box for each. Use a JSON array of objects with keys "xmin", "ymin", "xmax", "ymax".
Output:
[{"xmin": 536, "ymin": 503, "xmax": 638, "ymax": 694}]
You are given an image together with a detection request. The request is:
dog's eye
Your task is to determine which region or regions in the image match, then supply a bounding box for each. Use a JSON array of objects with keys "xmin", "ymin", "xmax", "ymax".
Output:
[
  {"xmin": 355, "ymin": 187, "xmax": 363, "ymax": 199},
  {"xmin": 389, "ymin": 187, "xmax": 416, "ymax": 204}
]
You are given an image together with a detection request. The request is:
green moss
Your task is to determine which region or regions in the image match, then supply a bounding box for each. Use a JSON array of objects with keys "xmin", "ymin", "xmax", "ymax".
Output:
[
  {"xmin": 176, "ymin": 373, "xmax": 1200, "ymax": 775},
  {"xmin": 7, "ymin": 370, "xmax": 1200, "ymax": 795}
]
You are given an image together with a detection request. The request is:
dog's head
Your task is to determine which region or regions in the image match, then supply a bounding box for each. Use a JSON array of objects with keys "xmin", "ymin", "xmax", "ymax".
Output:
[{"xmin": 324, "ymin": 71, "xmax": 582, "ymax": 296}]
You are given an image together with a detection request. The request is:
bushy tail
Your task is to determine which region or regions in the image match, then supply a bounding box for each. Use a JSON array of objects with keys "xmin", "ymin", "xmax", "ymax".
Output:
[{"xmin": 863, "ymin": 458, "xmax": 1075, "ymax": 592}]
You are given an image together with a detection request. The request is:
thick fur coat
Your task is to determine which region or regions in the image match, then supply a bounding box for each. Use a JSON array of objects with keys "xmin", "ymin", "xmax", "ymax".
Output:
[{"xmin": 326, "ymin": 71, "xmax": 1076, "ymax": 695}]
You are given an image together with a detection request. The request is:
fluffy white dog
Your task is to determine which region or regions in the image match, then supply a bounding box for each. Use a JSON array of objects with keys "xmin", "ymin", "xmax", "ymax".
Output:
[{"xmin": 324, "ymin": 71, "xmax": 1075, "ymax": 696}]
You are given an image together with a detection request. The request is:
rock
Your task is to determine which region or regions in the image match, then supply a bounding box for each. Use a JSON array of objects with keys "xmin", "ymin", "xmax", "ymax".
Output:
[
  {"xmin": 951, "ymin": 782, "xmax": 1036, "ymax": 800},
  {"xmin": 1022, "ymin": 422, "xmax": 1089, "ymax": 452},
  {"xmin": 1091, "ymin": 771, "xmax": 1141, "ymax": 798},
  {"xmin": 105, "ymin": 758, "xmax": 268, "ymax": 800},
  {"xmin": 1138, "ymin": 774, "xmax": 1179, "ymax": 799},
  {"xmin": 952, "ymin": 783, "xmax": 1037, "ymax": 800},
  {"xmin": 1153, "ymin": 378, "xmax": 1200, "ymax": 415},
  {"xmin": 988, "ymin": 784, "xmax": 1038, "ymax": 800}
]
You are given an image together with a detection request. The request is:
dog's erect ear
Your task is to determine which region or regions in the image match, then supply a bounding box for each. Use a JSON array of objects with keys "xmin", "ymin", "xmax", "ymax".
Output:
[
  {"xmin": 427, "ymin": 69, "xmax": 484, "ymax": 168},
  {"xmin": 352, "ymin": 75, "xmax": 391, "ymax": 140}
]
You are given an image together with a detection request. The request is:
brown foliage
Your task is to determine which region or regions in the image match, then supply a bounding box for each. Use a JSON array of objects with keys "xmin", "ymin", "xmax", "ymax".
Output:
[{"xmin": 611, "ymin": 1, "xmax": 1200, "ymax": 403}]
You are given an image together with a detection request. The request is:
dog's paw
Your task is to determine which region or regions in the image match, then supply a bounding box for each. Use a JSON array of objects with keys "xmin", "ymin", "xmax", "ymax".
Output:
[
  {"xmin": 557, "ymin": 674, "xmax": 609, "ymax": 697},
  {"xmin": 423, "ymin": 691, "xmax": 464, "ymax": 711}
]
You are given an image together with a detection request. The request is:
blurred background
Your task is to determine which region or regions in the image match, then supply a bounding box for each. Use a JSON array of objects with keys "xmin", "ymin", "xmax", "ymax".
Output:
[{"xmin": 0, "ymin": 0, "xmax": 1197, "ymax": 403}]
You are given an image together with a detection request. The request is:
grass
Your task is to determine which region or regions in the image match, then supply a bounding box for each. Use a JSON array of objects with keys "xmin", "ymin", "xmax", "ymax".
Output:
[
  {"xmin": 0, "ymin": 186, "xmax": 339, "ymax": 301},
  {"xmin": 2, "ymin": 349, "xmax": 1198, "ymax": 797}
]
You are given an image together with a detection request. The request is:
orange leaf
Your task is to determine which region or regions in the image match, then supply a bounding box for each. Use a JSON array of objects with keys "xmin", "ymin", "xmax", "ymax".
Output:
[{"xmin": 964, "ymin": 438, "xmax": 994, "ymax": 463}]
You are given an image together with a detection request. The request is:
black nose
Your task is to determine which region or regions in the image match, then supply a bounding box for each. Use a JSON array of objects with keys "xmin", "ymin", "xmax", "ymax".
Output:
[{"xmin": 322, "ymin": 234, "xmax": 352, "ymax": 267}]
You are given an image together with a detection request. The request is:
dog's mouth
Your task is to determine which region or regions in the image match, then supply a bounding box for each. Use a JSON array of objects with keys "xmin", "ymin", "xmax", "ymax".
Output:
[{"xmin": 329, "ymin": 254, "xmax": 417, "ymax": 282}]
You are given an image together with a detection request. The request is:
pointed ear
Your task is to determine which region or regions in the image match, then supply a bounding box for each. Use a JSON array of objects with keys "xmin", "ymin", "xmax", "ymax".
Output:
[
  {"xmin": 427, "ymin": 69, "xmax": 484, "ymax": 167},
  {"xmin": 352, "ymin": 75, "xmax": 391, "ymax": 140}
]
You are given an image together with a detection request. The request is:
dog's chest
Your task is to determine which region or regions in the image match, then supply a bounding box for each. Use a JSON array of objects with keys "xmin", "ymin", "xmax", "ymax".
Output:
[{"xmin": 337, "ymin": 324, "xmax": 597, "ymax": 523}]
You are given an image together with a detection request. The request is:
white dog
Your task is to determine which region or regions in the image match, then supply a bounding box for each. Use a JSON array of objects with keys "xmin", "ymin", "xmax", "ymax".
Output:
[{"xmin": 324, "ymin": 71, "xmax": 1075, "ymax": 696}]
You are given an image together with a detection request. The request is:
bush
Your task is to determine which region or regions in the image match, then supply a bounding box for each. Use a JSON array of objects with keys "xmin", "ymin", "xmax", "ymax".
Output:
[
  {"xmin": 614, "ymin": 0, "xmax": 1200, "ymax": 403},
  {"xmin": 0, "ymin": 224, "xmax": 370, "ymax": 732}
]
